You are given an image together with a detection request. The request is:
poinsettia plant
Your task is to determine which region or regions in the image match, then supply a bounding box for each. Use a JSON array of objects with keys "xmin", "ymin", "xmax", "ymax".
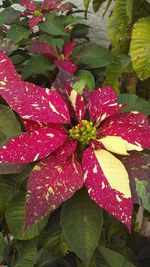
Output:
[
  {"xmin": 0, "ymin": 1, "xmax": 150, "ymax": 267},
  {"xmin": 0, "ymin": 50, "xmax": 150, "ymax": 265}
]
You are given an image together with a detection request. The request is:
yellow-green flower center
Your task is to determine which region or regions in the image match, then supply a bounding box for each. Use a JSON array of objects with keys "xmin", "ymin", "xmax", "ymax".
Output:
[
  {"xmin": 34, "ymin": 9, "xmax": 41, "ymax": 17},
  {"xmin": 69, "ymin": 120, "xmax": 96, "ymax": 145}
]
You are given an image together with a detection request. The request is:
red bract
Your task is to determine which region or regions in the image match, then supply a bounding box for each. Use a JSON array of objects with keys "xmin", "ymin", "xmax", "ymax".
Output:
[
  {"xmin": 0, "ymin": 53, "xmax": 150, "ymax": 231},
  {"xmin": 20, "ymin": 0, "xmax": 74, "ymax": 29},
  {"xmin": 29, "ymin": 40, "xmax": 77, "ymax": 74}
]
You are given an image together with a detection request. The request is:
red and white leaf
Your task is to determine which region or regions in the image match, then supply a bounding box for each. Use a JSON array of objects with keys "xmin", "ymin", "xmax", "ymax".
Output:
[
  {"xmin": 0, "ymin": 53, "xmax": 20, "ymax": 84},
  {"xmin": 100, "ymin": 112, "xmax": 150, "ymax": 149},
  {"xmin": 63, "ymin": 41, "xmax": 76, "ymax": 58},
  {"xmin": 68, "ymin": 89, "xmax": 86, "ymax": 121},
  {"xmin": 44, "ymin": 0, "xmax": 62, "ymax": 11},
  {"xmin": 82, "ymin": 148, "xmax": 133, "ymax": 230},
  {"xmin": 20, "ymin": 0, "xmax": 35, "ymax": 12},
  {"xmin": 88, "ymin": 87, "xmax": 121, "ymax": 124},
  {"xmin": 117, "ymin": 151, "xmax": 150, "ymax": 204},
  {"xmin": 54, "ymin": 59, "xmax": 77, "ymax": 74},
  {"xmin": 28, "ymin": 16, "xmax": 43, "ymax": 29},
  {"xmin": 0, "ymin": 128, "xmax": 67, "ymax": 163},
  {"xmin": 25, "ymin": 153, "xmax": 83, "ymax": 229},
  {"xmin": 0, "ymin": 81, "xmax": 70, "ymax": 124},
  {"xmin": 29, "ymin": 41, "xmax": 56, "ymax": 58},
  {"xmin": 22, "ymin": 118, "xmax": 67, "ymax": 134}
]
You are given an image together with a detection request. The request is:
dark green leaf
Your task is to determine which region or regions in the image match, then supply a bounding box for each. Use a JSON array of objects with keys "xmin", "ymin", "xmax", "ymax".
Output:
[
  {"xmin": 73, "ymin": 43, "xmax": 113, "ymax": 68},
  {"xmin": 0, "ymin": 174, "xmax": 19, "ymax": 215},
  {"xmin": 98, "ymin": 246, "xmax": 135, "ymax": 267},
  {"xmin": 9, "ymin": 240, "xmax": 37, "ymax": 267},
  {"xmin": 0, "ymin": 7, "xmax": 21, "ymax": 26},
  {"xmin": 71, "ymin": 24, "xmax": 89, "ymax": 39},
  {"xmin": 0, "ymin": 104, "xmax": 21, "ymax": 145},
  {"xmin": 61, "ymin": 189, "xmax": 103, "ymax": 265},
  {"xmin": 40, "ymin": 14, "xmax": 68, "ymax": 36},
  {"xmin": 93, "ymin": 0, "xmax": 106, "ymax": 12},
  {"xmin": 21, "ymin": 55, "xmax": 54, "ymax": 79},
  {"xmin": 0, "ymin": 233, "xmax": 6, "ymax": 262},
  {"xmin": 7, "ymin": 25, "xmax": 30, "ymax": 43},
  {"xmin": 136, "ymin": 180, "xmax": 150, "ymax": 213},
  {"xmin": 5, "ymin": 191, "xmax": 48, "ymax": 240},
  {"xmin": 118, "ymin": 94, "xmax": 150, "ymax": 115}
]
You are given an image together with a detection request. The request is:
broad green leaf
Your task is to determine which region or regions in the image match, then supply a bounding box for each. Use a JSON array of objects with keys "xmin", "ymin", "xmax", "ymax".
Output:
[
  {"xmin": 0, "ymin": 105, "xmax": 21, "ymax": 145},
  {"xmin": 5, "ymin": 191, "xmax": 48, "ymax": 240},
  {"xmin": 0, "ymin": 233, "xmax": 6, "ymax": 262},
  {"xmin": 73, "ymin": 43, "xmax": 113, "ymax": 68},
  {"xmin": 42, "ymin": 212, "xmax": 62, "ymax": 251},
  {"xmin": 104, "ymin": 54, "xmax": 132, "ymax": 93},
  {"xmin": 71, "ymin": 24, "xmax": 89, "ymax": 39},
  {"xmin": 0, "ymin": 174, "xmax": 18, "ymax": 215},
  {"xmin": 61, "ymin": 189, "xmax": 103, "ymax": 265},
  {"xmin": 136, "ymin": 179, "xmax": 150, "ymax": 213},
  {"xmin": 118, "ymin": 94, "xmax": 150, "ymax": 115},
  {"xmin": 98, "ymin": 246, "xmax": 135, "ymax": 267},
  {"xmin": 40, "ymin": 13, "xmax": 68, "ymax": 36},
  {"xmin": 9, "ymin": 240, "xmax": 37, "ymax": 267},
  {"xmin": 72, "ymin": 80, "xmax": 86, "ymax": 93},
  {"xmin": 0, "ymin": 7, "xmax": 21, "ymax": 26},
  {"xmin": 76, "ymin": 70, "xmax": 95, "ymax": 90},
  {"xmin": 108, "ymin": 0, "xmax": 133, "ymax": 50},
  {"xmin": 21, "ymin": 55, "xmax": 54, "ymax": 80},
  {"xmin": 93, "ymin": 0, "xmax": 106, "ymax": 12},
  {"xmin": 7, "ymin": 25, "xmax": 30, "ymax": 43},
  {"xmin": 11, "ymin": 54, "xmax": 26, "ymax": 65},
  {"xmin": 130, "ymin": 17, "xmax": 150, "ymax": 80},
  {"xmin": 56, "ymin": 15, "xmax": 81, "ymax": 26}
]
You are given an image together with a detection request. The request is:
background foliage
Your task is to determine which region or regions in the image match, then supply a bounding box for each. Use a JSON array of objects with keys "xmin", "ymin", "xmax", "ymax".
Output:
[{"xmin": 0, "ymin": 0, "xmax": 150, "ymax": 266}]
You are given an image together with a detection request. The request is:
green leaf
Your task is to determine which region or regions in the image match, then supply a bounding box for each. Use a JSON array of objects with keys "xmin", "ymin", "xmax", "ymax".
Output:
[
  {"xmin": 5, "ymin": 191, "xmax": 48, "ymax": 240},
  {"xmin": 0, "ymin": 104, "xmax": 21, "ymax": 145},
  {"xmin": 60, "ymin": 189, "xmax": 103, "ymax": 265},
  {"xmin": 10, "ymin": 240, "xmax": 37, "ymax": 267},
  {"xmin": 84, "ymin": 0, "xmax": 91, "ymax": 17},
  {"xmin": 71, "ymin": 24, "xmax": 89, "ymax": 39},
  {"xmin": 136, "ymin": 179, "xmax": 150, "ymax": 213},
  {"xmin": 108, "ymin": 0, "xmax": 133, "ymax": 50},
  {"xmin": 7, "ymin": 25, "xmax": 30, "ymax": 43},
  {"xmin": 93, "ymin": 0, "xmax": 106, "ymax": 12},
  {"xmin": 40, "ymin": 13, "xmax": 68, "ymax": 36},
  {"xmin": 21, "ymin": 55, "xmax": 54, "ymax": 80},
  {"xmin": 98, "ymin": 246, "xmax": 135, "ymax": 267},
  {"xmin": 118, "ymin": 94, "xmax": 150, "ymax": 115},
  {"xmin": 73, "ymin": 43, "xmax": 113, "ymax": 68},
  {"xmin": 76, "ymin": 70, "xmax": 95, "ymax": 90},
  {"xmin": 0, "ymin": 174, "xmax": 18, "ymax": 215},
  {"xmin": 0, "ymin": 233, "xmax": 6, "ymax": 262},
  {"xmin": 104, "ymin": 54, "xmax": 132, "ymax": 93},
  {"xmin": 42, "ymin": 212, "xmax": 62, "ymax": 251},
  {"xmin": 130, "ymin": 17, "xmax": 150, "ymax": 80},
  {"xmin": 0, "ymin": 7, "xmax": 21, "ymax": 26}
]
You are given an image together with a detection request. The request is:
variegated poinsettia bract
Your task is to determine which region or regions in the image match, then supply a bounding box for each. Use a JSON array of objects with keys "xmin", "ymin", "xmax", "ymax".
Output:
[
  {"xmin": 0, "ymin": 52, "xmax": 150, "ymax": 231},
  {"xmin": 20, "ymin": 0, "xmax": 74, "ymax": 29},
  {"xmin": 28, "ymin": 40, "xmax": 77, "ymax": 74}
]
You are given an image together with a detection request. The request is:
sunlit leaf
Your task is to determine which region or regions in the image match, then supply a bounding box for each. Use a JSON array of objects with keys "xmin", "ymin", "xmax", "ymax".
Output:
[{"xmin": 130, "ymin": 17, "xmax": 150, "ymax": 80}]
